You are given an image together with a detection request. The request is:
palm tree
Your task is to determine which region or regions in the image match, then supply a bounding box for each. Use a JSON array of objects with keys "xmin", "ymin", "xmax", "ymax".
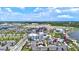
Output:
[{"xmin": 45, "ymin": 36, "xmax": 49, "ymax": 46}]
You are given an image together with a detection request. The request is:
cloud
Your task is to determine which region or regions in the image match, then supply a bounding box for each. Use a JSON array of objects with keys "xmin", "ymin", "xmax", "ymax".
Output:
[
  {"xmin": 0, "ymin": 7, "xmax": 72, "ymax": 21},
  {"xmin": 0, "ymin": 7, "xmax": 78, "ymax": 21},
  {"xmin": 33, "ymin": 7, "xmax": 43, "ymax": 12},
  {"xmin": 33, "ymin": 7, "xmax": 52, "ymax": 17},
  {"xmin": 5, "ymin": 8, "xmax": 12, "ymax": 12},
  {"xmin": 61, "ymin": 7, "xmax": 79, "ymax": 12},
  {"xmin": 55, "ymin": 9, "xmax": 61, "ymax": 13},
  {"xmin": 69, "ymin": 8, "xmax": 79, "ymax": 11},
  {"xmin": 0, "ymin": 8, "xmax": 28, "ymax": 21},
  {"xmin": 19, "ymin": 7, "xmax": 25, "ymax": 9},
  {"xmin": 57, "ymin": 15, "xmax": 74, "ymax": 18},
  {"xmin": 47, "ymin": 7, "xmax": 54, "ymax": 12},
  {"xmin": 0, "ymin": 8, "xmax": 2, "ymax": 11}
]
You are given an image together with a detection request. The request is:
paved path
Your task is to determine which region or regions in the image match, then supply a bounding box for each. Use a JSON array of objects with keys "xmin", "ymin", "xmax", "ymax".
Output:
[{"xmin": 10, "ymin": 34, "xmax": 28, "ymax": 51}]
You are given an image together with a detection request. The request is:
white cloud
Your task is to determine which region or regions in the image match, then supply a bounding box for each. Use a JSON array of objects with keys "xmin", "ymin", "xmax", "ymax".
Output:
[
  {"xmin": 33, "ymin": 7, "xmax": 43, "ymax": 12},
  {"xmin": 33, "ymin": 7, "xmax": 51, "ymax": 17},
  {"xmin": 70, "ymin": 8, "xmax": 79, "ymax": 11},
  {"xmin": 47, "ymin": 7, "xmax": 62, "ymax": 13},
  {"xmin": 47, "ymin": 7, "xmax": 54, "ymax": 12},
  {"xmin": 5, "ymin": 8, "xmax": 12, "ymax": 12},
  {"xmin": 0, "ymin": 7, "xmax": 56, "ymax": 21},
  {"xmin": 19, "ymin": 7, "xmax": 25, "ymax": 9},
  {"xmin": 0, "ymin": 7, "xmax": 77, "ymax": 21},
  {"xmin": 55, "ymin": 9, "xmax": 61, "ymax": 13},
  {"xmin": 62, "ymin": 8, "xmax": 79, "ymax": 12},
  {"xmin": 33, "ymin": 7, "xmax": 39, "ymax": 12},
  {"xmin": 0, "ymin": 8, "xmax": 2, "ymax": 11},
  {"xmin": 57, "ymin": 15, "xmax": 73, "ymax": 18},
  {"xmin": 38, "ymin": 12, "xmax": 48, "ymax": 17}
]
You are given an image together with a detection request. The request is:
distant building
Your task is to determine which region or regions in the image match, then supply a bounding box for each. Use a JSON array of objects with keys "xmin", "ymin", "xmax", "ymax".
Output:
[
  {"xmin": 28, "ymin": 33, "xmax": 39, "ymax": 41},
  {"xmin": 0, "ymin": 40, "xmax": 16, "ymax": 51},
  {"xmin": 55, "ymin": 28, "xmax": 65, "ymax": 33},
  {"xmin": 28, "ymin": 31, "xmax": 48, "ymax": 41}
]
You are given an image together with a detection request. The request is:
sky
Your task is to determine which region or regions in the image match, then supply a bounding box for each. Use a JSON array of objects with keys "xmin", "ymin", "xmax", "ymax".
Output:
[{"xmin": 0, "ymin": 7, "xmax": 79, "ymax": 21}]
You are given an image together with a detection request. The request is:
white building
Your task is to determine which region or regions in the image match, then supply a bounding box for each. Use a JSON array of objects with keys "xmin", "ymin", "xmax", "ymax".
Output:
[
  {"xmin": 39, "ymin": 32, "xmax": 46, "ymax": 40},
  {"xmin": 57, "ymin": 38, "xmax": 64, "ymax": 43},
  {"xmin": 55, "ymin": 28, "xmax": 65, "ymax": 33},
  {"xmin": 28, "ymin": 33, "xmax": 39, "ymax": 41},
  {"xmin": 28, "ymin": 32, "xmax": 48, "ymax": 41}
]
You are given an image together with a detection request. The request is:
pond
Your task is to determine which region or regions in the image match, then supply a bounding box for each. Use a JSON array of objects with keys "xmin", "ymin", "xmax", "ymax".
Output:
[{"xmin": 68, "ymin": 31, "xmax": 79, "ymax": 41}]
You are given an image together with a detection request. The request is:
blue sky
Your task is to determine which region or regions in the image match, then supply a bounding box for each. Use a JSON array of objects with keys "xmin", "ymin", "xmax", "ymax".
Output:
[{"xmin": 0, "ymin": 7, "xmax": 79, "ymax": 21}]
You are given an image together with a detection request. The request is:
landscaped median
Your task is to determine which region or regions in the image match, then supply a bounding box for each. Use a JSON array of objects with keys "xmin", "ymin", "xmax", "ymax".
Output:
[
  {"xmin": 67, "ymin": 39, "xmax": 79, "ymax": 51},
  {"xmin": 0, "ymin": 30, "xmax": 26, "ymax": 43},
  {"xmin": 0, "ymin": 34, "xmax": 23, "ymax": 42}
]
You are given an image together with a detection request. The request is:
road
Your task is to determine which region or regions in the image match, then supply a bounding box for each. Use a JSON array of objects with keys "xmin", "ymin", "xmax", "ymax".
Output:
[
  {"xmin": 9, "ymin": 25, "xmax": 71, "ymax": 51},
  {"xmin": 10, "ymin": 34, "xmax": 28, "ymax": 51},
  {"xmin": 10, "ymin": 25, "xmax": 50, "ymax": 51}
]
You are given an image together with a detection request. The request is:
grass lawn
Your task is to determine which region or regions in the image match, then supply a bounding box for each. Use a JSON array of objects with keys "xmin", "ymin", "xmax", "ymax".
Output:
[
  {"xmin": 72, "ymin": 27, "xmax": 79, "ymax": 31},
  {"xmin": 0, "ymin": 34, "xmax": 25, "ymax": 43},
  {"xmin": 21, "ymin": 44, "xmax": 32, "ymax": 51},
  {"xmin": 67, "ymin": 39, "xmax": 79, "ymax": 51},
  {"xmin": 22, "ymin": 47, "xmax": 32, "ymax": 51}
]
